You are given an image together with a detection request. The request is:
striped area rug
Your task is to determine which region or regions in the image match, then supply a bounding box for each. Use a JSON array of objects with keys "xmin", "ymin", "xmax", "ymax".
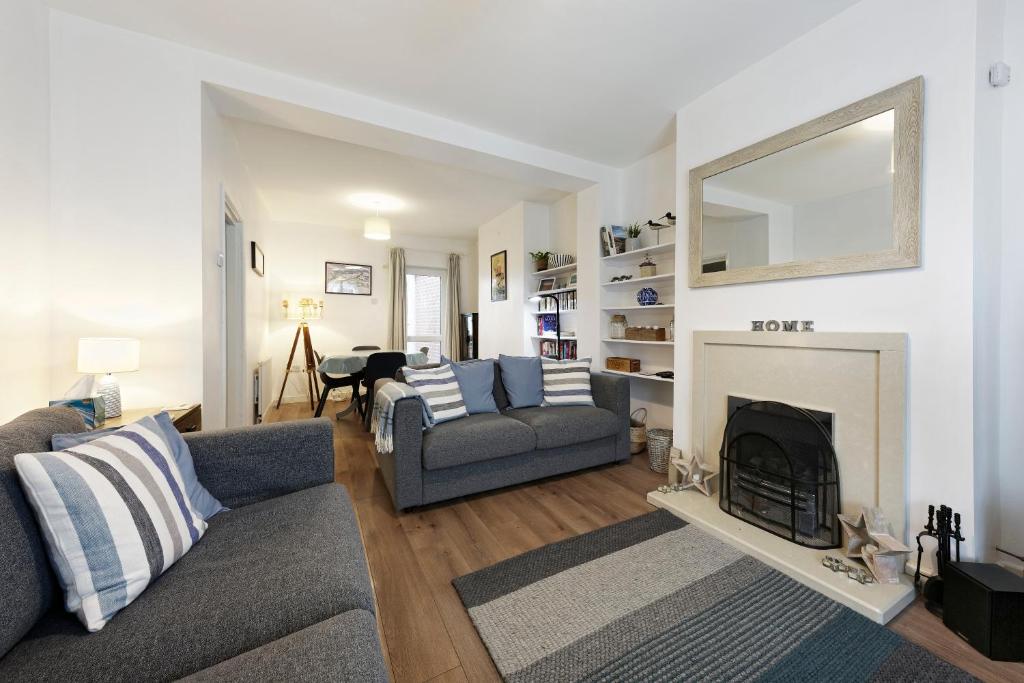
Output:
[{"xmin": 453, "ymin": 510, "xmax": 974, "ymax": 682}]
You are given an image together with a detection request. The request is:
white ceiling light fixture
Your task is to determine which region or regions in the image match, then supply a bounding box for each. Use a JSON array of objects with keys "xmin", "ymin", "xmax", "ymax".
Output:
[
  {"xmin": 364, "ymin": 213, "xmax": 391, "ymax": 241},
  {"xmin": 348, "ymin": 192, "xmax": 405, "ymax": 212}
]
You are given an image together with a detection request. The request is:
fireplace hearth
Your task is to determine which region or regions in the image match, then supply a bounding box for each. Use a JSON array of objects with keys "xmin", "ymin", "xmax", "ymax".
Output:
[{"xmin": 719, "ymin": 397, "xmax": 841, "ymax": 549}]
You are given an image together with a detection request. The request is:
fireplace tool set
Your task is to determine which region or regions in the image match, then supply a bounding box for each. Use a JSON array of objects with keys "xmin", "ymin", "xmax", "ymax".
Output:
[{"xmin": 914, "ymin": 504, "xmax": 966, "ymax": 616}]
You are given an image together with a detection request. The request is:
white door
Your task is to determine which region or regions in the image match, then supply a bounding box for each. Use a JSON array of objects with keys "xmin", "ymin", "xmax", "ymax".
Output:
[
  {"xmin": 405, "ymin": 267, "xmax": 446, "ymax": 362},
  {"xmin": 223, "ymin": 200, "xmax": 246, "ymax": 427}
]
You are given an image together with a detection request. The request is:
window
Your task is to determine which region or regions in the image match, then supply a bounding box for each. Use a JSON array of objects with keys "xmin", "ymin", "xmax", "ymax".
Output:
[{"xmin": 405, "ymin": 268, "xmax": 446, "ymax": 363}]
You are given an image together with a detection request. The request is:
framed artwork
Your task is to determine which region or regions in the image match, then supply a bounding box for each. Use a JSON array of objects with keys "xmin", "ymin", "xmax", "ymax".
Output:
[
  {"xmin": 250, "ymin": 241, "xmax": 265, "ymax": 277},
  {"xmin": 568, "ymin": 272, "xmax": 578, "ymax": 285},
  {"xmin": 325, "ymin": 262, "xmax": 372, "ymax": 295},
  {"xmin": 539, "ymin": 277, "xmax": 556, "ymax": 292},
  {"xmin": 490, "ymin": 250, "xmax": 507, "ymax": 301}
]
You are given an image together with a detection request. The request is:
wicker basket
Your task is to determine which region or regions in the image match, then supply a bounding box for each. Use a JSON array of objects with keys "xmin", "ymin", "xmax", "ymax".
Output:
[
  {"xmin": 647, "ymin": 428, "xmax": 673, "ymax": 473},
  {"xmin": 629, "ymin": 408, "xmax": 647, "ymax": 455}
]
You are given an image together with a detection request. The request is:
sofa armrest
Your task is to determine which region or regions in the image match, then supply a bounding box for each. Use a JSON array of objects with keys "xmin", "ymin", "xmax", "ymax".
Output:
[
  {"xmin": 373, "ymin": 379, "xmax": 424, "ymax": 510},
  {"xmin": 184, "ymin": 419, "xmax": 334, "ymax": 508},
  {"xmin": 591, "ymin": 373, "xmax": 631, "ymax": 461}
]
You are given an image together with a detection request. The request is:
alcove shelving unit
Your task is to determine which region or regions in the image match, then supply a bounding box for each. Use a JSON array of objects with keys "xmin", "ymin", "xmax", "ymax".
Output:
[
  {"xmin": 598, "ymin": 239, "xmax": 675, "ymax": 383},
  {"xmin": 528, "ymin": 261, "xmax": 578, "ymax": 359}
]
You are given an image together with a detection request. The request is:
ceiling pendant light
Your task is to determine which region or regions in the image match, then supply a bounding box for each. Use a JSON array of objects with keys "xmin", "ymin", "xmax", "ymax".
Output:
[{"xmin": 364, "ymin": 205, "xmax": 391, "ymax": 241}]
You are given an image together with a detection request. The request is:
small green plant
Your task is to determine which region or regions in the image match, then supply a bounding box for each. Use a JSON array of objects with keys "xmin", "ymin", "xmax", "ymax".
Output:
[
  {"xmin": 626, "ymin": 222, "xmax": 644, "ymax": 238},
  {"xmin": 529, "ymin": 250, "xmax": 551, "ymax": 260}
]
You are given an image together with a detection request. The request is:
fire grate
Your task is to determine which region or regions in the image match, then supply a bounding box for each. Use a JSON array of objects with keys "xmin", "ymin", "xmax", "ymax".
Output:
[{"xmin": 719, "ymin": 397, "xmax": 841, "ymax": 549}]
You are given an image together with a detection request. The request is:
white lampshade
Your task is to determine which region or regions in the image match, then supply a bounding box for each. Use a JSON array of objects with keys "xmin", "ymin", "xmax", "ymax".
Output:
[
  {"xmin": 282, "ymin": 296, "xmax": 324, "ymax": 321},
  {"xmin": 364, "ymin": 216, "xmax": 391, "ymax": 241},
  {"xmin": 77, "ymin": 338, "xmax": 140, "ymax": 374}
]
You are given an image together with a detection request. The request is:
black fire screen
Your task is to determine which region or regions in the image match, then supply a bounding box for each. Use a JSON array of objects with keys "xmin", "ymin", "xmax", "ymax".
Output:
[{"xmin": 719, "ymin": 398, "xmax": 841, "ymax": 549}]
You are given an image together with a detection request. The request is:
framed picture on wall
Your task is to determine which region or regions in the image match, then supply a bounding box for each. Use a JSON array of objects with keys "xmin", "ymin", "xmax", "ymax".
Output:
[
  {"xmin": 325, "ymin": 262, "xmax": 372, "ymax": 295},
  {"xmin": 250, "ymin": 241, "xmax": 265, "ymax": 277},
  {"xmin": 490, "ymin": 250, "xmax": 507, "ymax": 302}
]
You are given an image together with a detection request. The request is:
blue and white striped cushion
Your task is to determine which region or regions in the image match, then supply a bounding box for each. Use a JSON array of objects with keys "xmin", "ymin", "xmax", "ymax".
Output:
[
  {"xmin": 541, "ymin": 357, "xmax": 595, "ymax": 406},
  {"xmin": 402, "ymin": 364, "xmax": 469, "ymax": 424},
  {"xmin": 14, "ymin": 416, "xmax": 207, "ymax": 631}
]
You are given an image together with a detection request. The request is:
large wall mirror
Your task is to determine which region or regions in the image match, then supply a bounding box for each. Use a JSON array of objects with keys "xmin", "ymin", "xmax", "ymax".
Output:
[{"xmin": 688, "ymin": 77, "xmax": 922, "ymax": 287}]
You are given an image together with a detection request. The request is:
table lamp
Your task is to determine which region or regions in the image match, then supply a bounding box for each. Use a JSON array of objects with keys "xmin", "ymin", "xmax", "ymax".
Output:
[
  {"xmin": 77, "ymin": 337, "xmax": 140, "ymax": 418},
  {"xmin": 275, "ymin": 297, "xmax": 324, "ymax": 410}
]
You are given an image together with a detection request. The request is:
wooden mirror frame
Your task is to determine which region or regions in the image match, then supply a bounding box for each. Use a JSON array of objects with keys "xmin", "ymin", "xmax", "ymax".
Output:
[{"xmin": 688, "ymin": 77, "xmax": 923, "ymax": 287}]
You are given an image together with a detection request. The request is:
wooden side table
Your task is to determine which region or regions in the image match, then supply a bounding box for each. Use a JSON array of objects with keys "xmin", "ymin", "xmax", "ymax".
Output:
[{"xmin": 103, "ymin": 404, "xmax": 202, "ymax": 433}]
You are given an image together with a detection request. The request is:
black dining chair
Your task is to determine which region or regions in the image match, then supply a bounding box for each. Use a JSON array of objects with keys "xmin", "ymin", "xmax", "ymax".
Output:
[
  {"xmin": 361, "ymin": 352, "xmax": 407, "ymax": 430},
  {"xmin": 352, "ymin": 345, "xmax": 381, "ymax": 351},
  {"xmin": 313, "ymin": 351, "xmax": 363, "ymax": 419}
]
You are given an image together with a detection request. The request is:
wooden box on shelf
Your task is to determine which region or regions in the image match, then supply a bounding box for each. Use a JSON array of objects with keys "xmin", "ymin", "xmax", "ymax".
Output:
[
  {"xmin": 625, "ymin": 326, "xmax": 667, "ymax": 342},
  {"xmin": 606, "ymin": 357, "xmax": 641, "ymax": 372}
]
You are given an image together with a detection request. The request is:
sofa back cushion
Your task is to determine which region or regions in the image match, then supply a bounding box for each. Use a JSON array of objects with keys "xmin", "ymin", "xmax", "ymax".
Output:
[
  {"xmin": 0, "ymin": 407, "xmax": 86, "ymax": 657},
  {"xmin": 498, "ymin": 355, "xmax": 544, "ymax": 408}
]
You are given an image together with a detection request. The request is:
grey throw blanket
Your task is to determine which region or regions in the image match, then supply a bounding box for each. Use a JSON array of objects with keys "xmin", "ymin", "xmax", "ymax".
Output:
[{"xmin": 371, "ymin": 381, "xmax": 433, "ymax": 454}]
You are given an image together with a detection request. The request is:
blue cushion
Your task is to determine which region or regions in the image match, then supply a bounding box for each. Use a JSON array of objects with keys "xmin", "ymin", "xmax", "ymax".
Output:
[
  {"xmin": 498, "ymin": 355, "xmax": 544, "ymax": 408},
  {"xmin": 51, "ymin": 412, "xmax": 227, "ymax": 520},
  {"xmin": 441, "ymin": 357, "xmax": 498, "ymax": 414}
]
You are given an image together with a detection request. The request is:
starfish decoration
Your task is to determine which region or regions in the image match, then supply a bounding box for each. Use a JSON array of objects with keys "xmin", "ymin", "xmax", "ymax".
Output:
[
  {"xmin": 671, "ymin": 452, "xmax": 718, "ymax": 496},
  {"xmin": 837, "ymin": 512, "xmax": 873, "ymax": 558}
]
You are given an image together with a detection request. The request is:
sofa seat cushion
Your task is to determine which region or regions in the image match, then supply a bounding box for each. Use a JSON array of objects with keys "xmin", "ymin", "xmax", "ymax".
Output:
[
  {"xmin": 505, "ymin": 406, "xmax": 620, "ymax": 450},
  {"xmin": 0, "ymin": 484, "xmax": 374, "ymax": 682},
  {"xmin": 422, "ymin": 413, "xmax": 536, "ymax": 470},
  {"xmin": 180, "ymin": 609, "xmax": 388, "ymax": 683}
]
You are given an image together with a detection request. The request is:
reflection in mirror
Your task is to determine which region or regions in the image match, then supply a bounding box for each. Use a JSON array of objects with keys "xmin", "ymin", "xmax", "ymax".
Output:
[{"xmin": 701, "ymin": 109, "xmax": 895, "ymax": 273}]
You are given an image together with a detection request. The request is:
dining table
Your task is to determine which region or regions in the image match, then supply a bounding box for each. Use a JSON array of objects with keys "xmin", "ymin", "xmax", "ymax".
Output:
[{"xmin": 317, "ymin": 349, "xmax": 429, "ymax": 419}]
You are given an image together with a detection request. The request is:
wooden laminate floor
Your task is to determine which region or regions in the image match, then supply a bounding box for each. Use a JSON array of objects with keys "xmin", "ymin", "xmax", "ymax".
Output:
[{"xmin": 266, "ymin": 399, "xmax": 1024, "ymax": 683}]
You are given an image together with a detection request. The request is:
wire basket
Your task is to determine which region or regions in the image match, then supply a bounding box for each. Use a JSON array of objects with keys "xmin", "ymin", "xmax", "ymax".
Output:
[
  {"xmin": 629, "ymin": 408, "xmax": 647, "ymax": 455},
  {"xmin": 647, "ymin": 428, "xmax": 673, "ymax": 473}
]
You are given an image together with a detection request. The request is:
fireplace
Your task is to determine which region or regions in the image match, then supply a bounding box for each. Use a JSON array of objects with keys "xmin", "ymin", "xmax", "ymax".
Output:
[{"xmin": 719, "ymin": 396, "xmax": 841, "ymax": 549}]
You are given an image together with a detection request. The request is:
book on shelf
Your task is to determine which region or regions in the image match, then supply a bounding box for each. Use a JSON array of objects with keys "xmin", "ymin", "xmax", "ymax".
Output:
[
  {"xmin": 535, "ymin": 290, "xmax": 576, "ymax": 312},
  {"xmin": 539, "ymin": 338, "xmax": 577, "ymax": 360}
]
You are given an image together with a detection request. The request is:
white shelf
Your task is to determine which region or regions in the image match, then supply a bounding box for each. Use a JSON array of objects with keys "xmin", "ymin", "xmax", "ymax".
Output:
[
  {"xmin": 529, "ymin": 286, "xmax": 576, "ymax": 297},
  {"xmin": 602, "ymin": 369, "xmax": 674, "ymax": 383},
  {"xmin": 531, "ymin": 335, "xmax": 578, "ymax": 341},
  {"xmin": 602, "ymin": 273, "xmax": 674, "ymax": 287},
  {"xmin": 531, "ymin": 263, "xmax": 577, "ymax": 277},
  {"xmin": 530, "ymin": 309, "xmax": 577, "ymax": 315},
  {"xmin": 602, "ymin": 304, "xmax": 674, "ymax": 311},
  {"xmin": 602, "ymin": 242, "xmax": 675, "ymax": 262},
  {"xmin": 602, "ymin": 338, "xmax": 674, "ymax": 346}
]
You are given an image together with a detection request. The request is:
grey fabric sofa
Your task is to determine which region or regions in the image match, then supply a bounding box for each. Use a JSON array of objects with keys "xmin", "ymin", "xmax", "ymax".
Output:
[
  {"xmin": 0, "ymin": 407, "xmax": 388, "ymax": 683},
  {"xmin": 377, "ymin": 370, "xmax": 630, "ymax": 510}
]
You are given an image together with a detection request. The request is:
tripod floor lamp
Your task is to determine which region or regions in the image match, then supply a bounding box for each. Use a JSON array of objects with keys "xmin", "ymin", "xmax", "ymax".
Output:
[
  {"xmin": 530, "ymin": 293, "xmax": 562, "ymax": 359},
  {"xmin": 276, "ymin": 297, "xmax": 324, "ymax": 410}
]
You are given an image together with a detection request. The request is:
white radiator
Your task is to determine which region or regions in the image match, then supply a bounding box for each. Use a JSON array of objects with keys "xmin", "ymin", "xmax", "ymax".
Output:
[{"xmin": 253, "ymin": 358, "xmax": 272, "ymax": 424}]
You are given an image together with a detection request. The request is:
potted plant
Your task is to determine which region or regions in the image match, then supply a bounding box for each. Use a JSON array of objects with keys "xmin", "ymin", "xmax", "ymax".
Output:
[
  {"xmin": 625, "ymin": 223, "xmax": 644, "ymax": 251},
  {"xmin": 530, "ymin": 250, "xmax": 551, "ymax": 271}
]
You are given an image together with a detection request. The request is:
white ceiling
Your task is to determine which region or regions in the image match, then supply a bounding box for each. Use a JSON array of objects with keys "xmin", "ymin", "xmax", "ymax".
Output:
[
  {"xmin": 45, "ymin": 0, "xmax": 857, "ymax": 166},
  {"xmin": 228, "ymin": 119, "xmax": 566, "ymax": 238}
]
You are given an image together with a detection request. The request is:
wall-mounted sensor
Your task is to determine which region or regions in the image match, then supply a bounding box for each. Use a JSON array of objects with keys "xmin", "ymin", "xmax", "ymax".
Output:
[{"xmin": 990, "ymin": 61, "xmax": 1011, "ymax": 88}]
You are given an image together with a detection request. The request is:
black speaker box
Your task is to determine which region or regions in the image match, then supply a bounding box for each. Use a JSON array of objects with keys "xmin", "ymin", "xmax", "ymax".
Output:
[{"xmin": 943, "ymin": 562, "xmax": 1024, "ymax": 661}]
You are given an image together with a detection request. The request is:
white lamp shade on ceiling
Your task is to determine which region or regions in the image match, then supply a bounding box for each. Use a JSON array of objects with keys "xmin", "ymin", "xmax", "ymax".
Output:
[
  {"xmin": 364, "ymin": 216, "xmax": 392, "ymax": 241},
  {"xmin": 77, "ymin": 338, "xmax": 140, "ymax": 374}
]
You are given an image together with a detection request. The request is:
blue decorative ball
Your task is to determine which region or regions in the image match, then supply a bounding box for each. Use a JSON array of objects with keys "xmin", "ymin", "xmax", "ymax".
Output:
[{"xmin": 636, "ymin": 287, "xmax": 659, "ymax": 306}]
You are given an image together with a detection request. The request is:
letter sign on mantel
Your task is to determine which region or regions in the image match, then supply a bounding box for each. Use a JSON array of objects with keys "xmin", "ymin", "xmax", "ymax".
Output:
[{"xmin": 751, "ymin": 320, "xmax": 815, "ymax": 332}]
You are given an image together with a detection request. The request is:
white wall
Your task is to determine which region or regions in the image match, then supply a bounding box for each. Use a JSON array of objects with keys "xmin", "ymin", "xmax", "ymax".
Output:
[
  {"xmin": 267, "ymin": 221, "xmax": 474, "ymax": 402},
  {"xmin": 44, "ymin": 11, "xmax": 611, "ymax": 423},
  {"xmin": 477, "ymin": 203, "xmax": 527, "ymax": 359},
  {"xmin": 997, "ymin": 0, "xmax": 1023, "ymax": 568},
  {"xmin": 201, "ymin": 97, "xmax": 273, "ymax": 427},
  {"xmin": 674, "ymin": 0, "xmax": 984, "ymax": 555},
  {"xmin": 0, "ymin": 0, "xmax": 50, "ymax": 423},
  {"xmin": 549, "ymin": 193, "xmax": 578, "ymax": 256}
]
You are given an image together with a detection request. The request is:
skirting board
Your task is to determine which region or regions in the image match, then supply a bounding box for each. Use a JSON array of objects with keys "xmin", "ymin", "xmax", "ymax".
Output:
[{"xmin": 648, "ymin": 490, "xmax": 915, "ymax": 625}]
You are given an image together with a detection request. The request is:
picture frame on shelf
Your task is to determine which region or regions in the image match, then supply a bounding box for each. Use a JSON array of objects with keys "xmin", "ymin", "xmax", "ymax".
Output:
[
  {"xmin": 490, "ymin": 250, "xmax": 507, "ymax": 301},
  {"xmin": 538, "ymin": 277, "xmax": 556, "ymax": 292},
  {"xmin": 568, "ymin": 273, "xmax": 578, "ymax": 286}
]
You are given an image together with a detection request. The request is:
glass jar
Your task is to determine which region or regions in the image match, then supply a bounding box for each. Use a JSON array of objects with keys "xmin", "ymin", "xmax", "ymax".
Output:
[
  {"xmin": 669, "ymin": 319, "xmax": 675, "ymax": 341},
  {"xmin": 610, "ymin": 314, "xmax": 627, "ymax": 339}
]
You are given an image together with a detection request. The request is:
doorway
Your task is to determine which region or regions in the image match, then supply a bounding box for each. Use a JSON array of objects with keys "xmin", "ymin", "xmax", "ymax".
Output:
[{"xmin": 223, "ymin": 195, "xmax": 246, "ymax": 427}]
